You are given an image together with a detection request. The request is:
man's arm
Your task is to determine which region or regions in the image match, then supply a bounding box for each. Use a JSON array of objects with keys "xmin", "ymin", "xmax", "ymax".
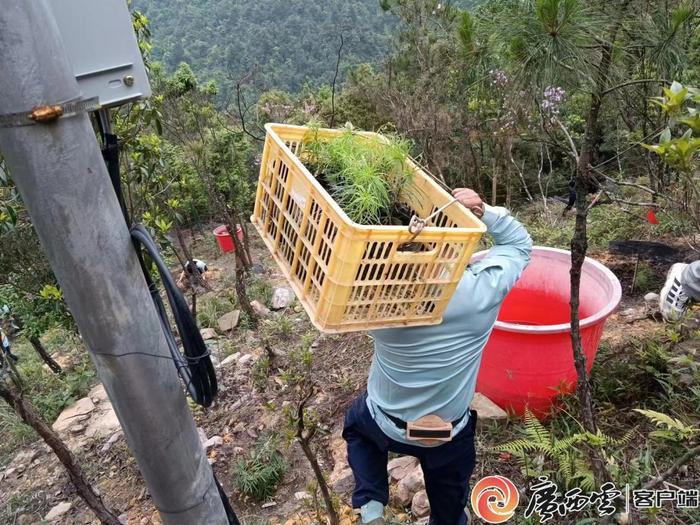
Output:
[{"xmin": 453, "ymin": 188, "xmax": 533, "ymax": 307}]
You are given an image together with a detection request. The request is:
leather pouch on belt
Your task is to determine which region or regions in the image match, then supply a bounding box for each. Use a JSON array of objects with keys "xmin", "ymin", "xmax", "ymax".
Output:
[{"xmin": 406, "ymin": 414, "xmax": 452, "ymax": 446}]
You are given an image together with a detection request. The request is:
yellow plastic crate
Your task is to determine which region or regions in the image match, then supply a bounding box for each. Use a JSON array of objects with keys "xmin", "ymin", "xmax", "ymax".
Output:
[{"xmin": 251, "ymin": 123, "xmax": 486, "ymax": 333}]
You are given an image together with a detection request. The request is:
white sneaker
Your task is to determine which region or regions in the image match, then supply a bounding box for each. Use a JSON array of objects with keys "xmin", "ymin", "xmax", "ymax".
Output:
[{"xmin": 659, "ymin": 263, "xmax": 690, "ymax": 322}]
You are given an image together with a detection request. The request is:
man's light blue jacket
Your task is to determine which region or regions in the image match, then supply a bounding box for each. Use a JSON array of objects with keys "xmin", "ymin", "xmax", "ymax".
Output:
[{"xmin": 367, "ymin": 204, "xmax": 532, "ymax": 445}]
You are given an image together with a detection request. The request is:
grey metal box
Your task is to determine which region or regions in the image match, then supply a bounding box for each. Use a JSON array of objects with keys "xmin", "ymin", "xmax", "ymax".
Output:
[{"xmin": 49, "ymin": 0, "xmax": 151, "ymax": 107}]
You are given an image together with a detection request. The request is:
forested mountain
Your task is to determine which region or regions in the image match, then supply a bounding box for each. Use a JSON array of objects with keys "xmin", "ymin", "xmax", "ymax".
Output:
[{"xmin": 132, "ymin": 0, "xmax": 397, "ymax": 93}]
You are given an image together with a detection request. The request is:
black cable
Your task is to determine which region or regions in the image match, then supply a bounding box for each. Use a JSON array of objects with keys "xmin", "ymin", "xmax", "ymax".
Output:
[
  {"xmin": 214, "ymin": 474, "xmax": 241, "ymax": 525},
  {"xmin": 130, "ymin": 224, "xmax": 218, "ymax": 407},
  {"xmin": 95, "ymin": 110, "xmax": 238, "ymax": 523},
  {"xmin": 95, "ymin": 109, "xmax": 218, "ymax": 407}
]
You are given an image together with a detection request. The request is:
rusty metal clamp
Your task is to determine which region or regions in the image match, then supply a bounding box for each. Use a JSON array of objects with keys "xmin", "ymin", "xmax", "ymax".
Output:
[{"xmin": 0, "ymin": 97, "xmax": 101, "ymax": 128}]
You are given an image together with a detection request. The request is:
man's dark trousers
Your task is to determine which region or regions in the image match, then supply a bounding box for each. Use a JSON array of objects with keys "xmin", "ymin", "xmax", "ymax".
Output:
[{"xmin": 343, "ymin": 393, "xmax": 477, "ymax": 525}]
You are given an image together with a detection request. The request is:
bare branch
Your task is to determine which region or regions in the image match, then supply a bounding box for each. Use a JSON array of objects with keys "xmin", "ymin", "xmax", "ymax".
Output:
[
  {"xmin": 643, "ymin": 443, "xmax": 700, "ymax": 490},
  {"xmin": 235, "ymin": 68, "xmax": 265, "ymax": 143},
  {"xmin": 554, "ymin": 117, "xmax": 580, "ymax": 164},
  {"xmin": 603, "ymin": 78, "xmax": 669, "ymax": 97}
]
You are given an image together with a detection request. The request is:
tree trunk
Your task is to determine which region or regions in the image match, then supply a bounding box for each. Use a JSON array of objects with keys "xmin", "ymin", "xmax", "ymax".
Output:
[
  {"xmin": 225, "ymin": 215, "xmax": 252, "ymax": 272},
  {"xmin": 237, "ymin": 213, "xmax": 254, "ymax": 271},
  {"xmin": 491, "ymin": 157, "xmax": 498, "ymax": 205},
  {"xmin": 174, "ymin": 229, "xmax": 205, "ymax": 323},
  {"xmin": 234, "ymin": 254, "xmax": 258, "ymax": 328},
  {"xmin": 296, "ymin": 397, "xmax": 339, "ymax": 525},
  {"xmin": 29, "ymin": 336, "xmax": 63, "ymax": 375},
  {"xmin": 298, "ymin": 437, "xmax": 339, "ymax": 525},
  {"xmin": 0, "ymin": 381, "xmax": 121, "ymax": 525},
  {"xmin": 569, "ymin": 0, "xmax": 631, "ymax": 488}
]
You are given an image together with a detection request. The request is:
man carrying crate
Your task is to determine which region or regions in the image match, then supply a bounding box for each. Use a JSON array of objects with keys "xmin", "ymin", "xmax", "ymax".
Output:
[{"xmin": 343, "ymin": 188, "xmax": 532, "ymax": 525}]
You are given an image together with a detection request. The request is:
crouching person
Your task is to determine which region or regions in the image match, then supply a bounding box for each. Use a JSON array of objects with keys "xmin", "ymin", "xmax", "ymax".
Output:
[{"xmin": 343, "ymin": 188, "xmax": 532, "ymax": 525}]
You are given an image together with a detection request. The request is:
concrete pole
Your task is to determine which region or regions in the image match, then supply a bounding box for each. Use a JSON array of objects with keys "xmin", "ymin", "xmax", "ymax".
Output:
[{"xmin": 0, "ymin": 3, "xmax": 228, "ymax": 524}]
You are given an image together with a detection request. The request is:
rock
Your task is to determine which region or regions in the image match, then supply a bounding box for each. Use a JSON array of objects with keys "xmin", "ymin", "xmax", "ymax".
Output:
[
  {"xmin": 330, "ymin": 467, "xmax": 355, "ymax": 496},
  {"xmin": 44, "ymin": 501, "xmax": 72, "ymax": 521},
  {"xmin": 232, "ymin": 422, "xmax": 245, "ymax": 433},
  {"xmin": 200, "ymin": 327, "xmax": 217, "ymax": 340},
  {"xmin": 271, "ymin": 287, "xmax": 295, "ymax": 310},
  {"xmin": 88, "ymin": 384, "xmax": 109, "ymax": 404},
  {"xmin": 10, "ymin": 448, "xmax": 39, "ymax": 469},
  {"xmin": 238, "ymin": 354, "xmax": 254, "ymax": 367},
  {"xmin": 119, "ymin": 513, "xmax": 128, "ymax": 524},
  {"xmin": 233, "ymin": 446, "xmax": 245, "ymax": 455},
  {"xmin": 52, "ymin": 397, "xmax": 95, "ymax": 433},
  {"xmin": 101, "ymin": 431, "xmax": 123, "ymax": 453},
  {"xmin": 644, "ymin": 292, "xmax": 660, "ymax": 304},
  {"xmin": 294, "ymin": 491, "xmax": 311, "ymax": 501},
  {"xmin": 411, "ymin": 490, "xmax": 431, "ymax": 518},
  {"xmin": 251, "ymin": 300, "xmax": 270, "ymax": 317},
  {"xmin": 69, "ymin": 424, "xmax": 85, "ymax": 434},
  {"xmin": 217, "ymin": 310, "xmax": 241, "ymax": 332},
  {"xmin": 219, "ymin": 352, "xmax": 241, "ymax": 368},
  {"xmin": 84, "ymin": 403, "xmax": 122, "ymax": 439},
  {"xmin": 393, "ymin": 468, "xmax": 425, "ymax": 507},
  {"xmin": 246, "ymin": 428, "xmax": 258, "ymax": 439},
  {"xmin": 388, "ymin": 456, "xmax": 419, "ymax": 483},
  {"xmin": 620, "ymin": 307, "xmax": 640, "ymax": 317},
  {"xmin": 203, "ymin": 436, "xmax": 223, "ymax": 449},
  {"xmin": 261, "ymin": 501, "xmax": 277, "ymax": 509},
  {"xmin": 471, "ymin": 392, "xmax": 508, "ymax": 420}
]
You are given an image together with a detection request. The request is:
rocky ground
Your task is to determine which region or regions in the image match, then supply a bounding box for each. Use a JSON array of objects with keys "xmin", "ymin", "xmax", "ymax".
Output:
[{"xmin": 0, "ymin": 226, "xmax": 697, "ymax": 524}]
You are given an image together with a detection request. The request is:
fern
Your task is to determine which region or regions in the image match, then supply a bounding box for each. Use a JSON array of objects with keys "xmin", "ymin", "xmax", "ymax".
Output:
[
  {"xmin": 491, "ymin": 409, "xmax": 627, "ymax": 489},
  {"xmin": 634, "ymin": 408, "xmax": 698, "ymax": 442}
]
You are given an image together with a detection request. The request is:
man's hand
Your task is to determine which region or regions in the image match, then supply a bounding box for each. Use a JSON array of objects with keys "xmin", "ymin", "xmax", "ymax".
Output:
[{"xmin": 452, "ymin": 188, "xmax": 485, "ymax": 218}]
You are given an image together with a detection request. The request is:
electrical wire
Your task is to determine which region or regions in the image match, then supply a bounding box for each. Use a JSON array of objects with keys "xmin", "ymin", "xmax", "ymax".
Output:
[
  {"xmin": 131, "ymin": 224, "xmax": 218, "ymax": 407},
  {"xmin": 95, "ymin": 109, "xmax": 218, "ymax": 408},
  {"xmin": 95, "ymin": 109, "xmax": 239, "ymax": 523}
]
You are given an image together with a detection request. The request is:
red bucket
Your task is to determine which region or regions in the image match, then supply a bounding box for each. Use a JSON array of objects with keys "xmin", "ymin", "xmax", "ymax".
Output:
[
  {"xmin": 213, "ymin": 225, "xmax": 244, "ymax": 254},
  {"xmin": 474, "ymin": 247, "xmax": 621, "ymax": 418}
]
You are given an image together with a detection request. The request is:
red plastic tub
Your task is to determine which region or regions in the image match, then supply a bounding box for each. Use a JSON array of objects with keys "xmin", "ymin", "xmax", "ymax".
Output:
[
  {"xmin": 474, "ymin": 246, "xmax": 622, "ymax": 418},
  {"xmin": 213, "ymin": 225, "xmax": 244, "ymax": 254}
]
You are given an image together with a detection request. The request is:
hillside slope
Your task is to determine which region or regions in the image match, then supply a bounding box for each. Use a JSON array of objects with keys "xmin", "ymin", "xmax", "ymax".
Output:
[{"xmin": 133, "ymin": 0, "xmax": 395, "ymax": 92}]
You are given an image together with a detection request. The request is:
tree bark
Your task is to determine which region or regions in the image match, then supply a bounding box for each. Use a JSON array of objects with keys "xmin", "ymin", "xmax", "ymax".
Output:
[
  {"xmin": 296, "ymin": 396, "xmax": 339, "ymax": 525},
  {"xmin": 233, "ymin": 253, "xmax": 258, "ymax": 328},
  {"xmin": 0, "ymin": 381, "xmax": 121, "ymax": 525},
  {"xmin": 569, "ymin": 0, "xmax": 631, "ymax": 488},
  {"xmin": 29, "ymin": 335, "xmax": 63, "ymax": 375}
]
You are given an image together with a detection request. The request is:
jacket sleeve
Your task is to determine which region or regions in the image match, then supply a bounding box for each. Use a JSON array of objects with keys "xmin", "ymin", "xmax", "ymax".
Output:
[{"xmin": 467, "ymin": 204, "xmax": 532, "ymax": 308}]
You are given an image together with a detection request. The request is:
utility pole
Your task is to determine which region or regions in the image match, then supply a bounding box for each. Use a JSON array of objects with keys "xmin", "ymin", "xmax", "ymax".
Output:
[{"xmin": 0, "ymin": 3, "xmax": 228, "ymax": 524}]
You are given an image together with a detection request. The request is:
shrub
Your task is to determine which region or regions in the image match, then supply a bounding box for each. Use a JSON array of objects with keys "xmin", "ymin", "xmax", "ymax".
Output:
[{"xmin": 234, "ymin": 434, "xmax": 287, "ymax": 501}]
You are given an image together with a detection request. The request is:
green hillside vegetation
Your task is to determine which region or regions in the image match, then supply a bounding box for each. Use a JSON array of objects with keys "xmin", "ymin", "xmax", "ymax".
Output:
[{"xmin": 131, "ymin": 0, "xmax": 396, "ymax": 95}]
